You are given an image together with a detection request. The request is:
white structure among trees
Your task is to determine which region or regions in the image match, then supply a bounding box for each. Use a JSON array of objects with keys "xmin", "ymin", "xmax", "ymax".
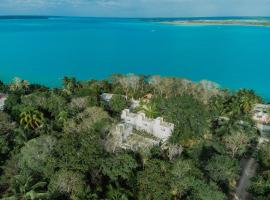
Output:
[
  {"xmin": 253, "ymin": 104, "xmax": 270, "ymax": 138},
  {"xmin": 0, "ymin": 93, "xmax": 7, "ymax": 111},
  {"xmin": 253, "ymin": 104, "xmax": 270, "ymax": 124},
  {"xmin": 121, "ymin": 109, "xmax": 174, "ymax": 141}
]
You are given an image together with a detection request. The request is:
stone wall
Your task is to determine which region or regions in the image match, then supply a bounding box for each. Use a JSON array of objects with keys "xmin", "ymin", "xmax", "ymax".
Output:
[{"xmin": 121, "ymin": 109, "xmax": 174, "ymax": 141}]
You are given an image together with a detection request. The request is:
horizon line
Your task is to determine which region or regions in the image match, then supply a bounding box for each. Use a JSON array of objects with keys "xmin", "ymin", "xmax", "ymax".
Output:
[{"xmin": 0, "ymin": 15, "xmax": 270, "ymax": 19}]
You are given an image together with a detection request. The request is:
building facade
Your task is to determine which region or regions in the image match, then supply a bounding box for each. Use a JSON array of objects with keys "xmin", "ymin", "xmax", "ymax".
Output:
[
  {"xmin": 253, "ymin": 104, "xmax": 270, "ymax": 124},
  {"xmin": 121, "ymin": 109, "xmax": 174, "ymax": 141},
  {"xmin": 0, "ymin": 93, "xmax": 7, "ymax": 111},
  {"xmin": 253, "ymin": 104, "xmax": 270, "ymax": 136}
]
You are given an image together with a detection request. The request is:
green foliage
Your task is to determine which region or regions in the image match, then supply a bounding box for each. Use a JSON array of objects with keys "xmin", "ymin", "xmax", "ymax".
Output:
[
  {"xmin": 0, "ymin": 112, "xmax": 16, "ymax": 160},
  {"xmin": 170, "ymin": 159, "xmax": 203, "ymax": 198},
  {"xmin": 8, "ymin": 174, "xmax": 49, "ymax": 200},
  {"xmin": 9, "ymin": 77, "xmax": 30, "ymax": 94},
  {"xmin": 188, "ymin": 180, "xmax": 227, "ymax": 200},
  {"xmin": 258, "ymin": 144, "xmax": 270, "ymax": 168},
  {"xmin": 137, "ymin": 159, "xmax": 172, "ymax": 200},
  {"xmin": 223, "ymin": 131, "xmax": 250, "ymax": 158},
  {"xmin": 213, "ymin": 89, "xmax": 262, "ymax": 118},
  {"xmin": 49, "ymin": 169, "xmax": 89, "ymax": 199},
  {"xmin": 62, "ymin": 76, "xmax": 80, "ymax": 95},
  {"xmin": 20, "ymin": 109, "xmax": 44, "ymax": 129},
  {"xmin": 236, "ymin": 89, "xmax": 262, "ymax": 114},
  {"xmin": 249, "ymin": 170, "xmax": 270, "ymax": 199},
  {"xmin": 140, "ymin": 102, "xmax": 158, "ymax": 118},
  {"xmin": 4, "ymin": 94, "xmax": 21, "ymax": 113},
  {"xmin": 64, "ymin": 106, "xmax": 111, "ymax": 134},
  {"xmin": 0, "ymin": 75, "xmax": 263, "ymax": 199},
  {"xmin": 153, "ymin": 95, "xmax": 211, "ymax": 144},
  {"xmin": 106, "ymin": 185, "xmax": 129, "ymax": 200},
  {"xmin": 206, "ymin": 155, "xmax": 240, "ymax": 185},
  {"xmin": 48, "ymin": 129, "xmax": 104, "ymax": 174},
  {"xmin": 19, "ymin": 135, "xmax": 56, "ymax": 175},
  {"xmin": 108, "ymin": 95, "xmax": 128, "ymax": 115},
  {"xmin": 100, "ymin": 153, "xmax": 137, "ymax": 181}
]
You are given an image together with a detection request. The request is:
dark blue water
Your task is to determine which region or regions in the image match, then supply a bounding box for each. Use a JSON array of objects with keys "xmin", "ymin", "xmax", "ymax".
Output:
[{"xmin": 0, "ymin": 17, "xmax": 270, "ymax": 99}]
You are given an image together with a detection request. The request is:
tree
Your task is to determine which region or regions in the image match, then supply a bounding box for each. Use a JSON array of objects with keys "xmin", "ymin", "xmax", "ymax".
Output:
[
  {"xmin": 149, "ymin": 76, "xmax": 175, "ymax": 97},
  {"xmin": 149, "ymin": 75, "xmax": 162, "ymax": 95},
  {"xmin": 140, "ymin": 102, "xmax": 158, "ymax": 118},
  {"xmin": 20, "ymin": 109, "xmax": 44, "ymax": 129},
  {"xmin": 223, "ymin": 131, "xmax": 250, "ymax": 158},
  {"xmin": 21, "ymin": 92, "xmax": 48, "ymax": 110},
  {"xmin": 0, "ymin": 112, "xmax": 16, "ymax": 161},
  {"xmin": 56, "ymin": 111, "xmax": 68, "ymax": 124},
  {"xmin": 62, "ymin": 76, "xmax": 79, "ymax": 95},
  {"xmin": 236, "ymin": 89, "xmax": 261, "ymax": 114},
  {"xmin": 45, "ymin": 93, "xmax": 67, "ymax": 117},
  {"xmin": 64, "ymin": 106, "xmax": 111, "ymax": 134},
  {"xmin": 137, "ymin": 159, "xmax": 171, "ymax": 200},
  {"xmin": 108, "ymin": 95, "xmax": 128, "ymax": 115},
  {"xmin": 19, "ymin": 135, "xmax": 56, "ymax": 175},
  {"xmin": 206, "ymin": 155, "xmax": 240, "ymax": 188},
  {"xmin": 153, "ymin": 95, "xmax": 210, "ymax": 145},
  {"xmin": 49, "ymin": 169, "xmax": 89, "ymax": 199},
  {"xmin": 170, "ymin": 159, "xmax": 203, "ymax": 198},
  {"xmin": 70, "ymin": 97, "xmax": 89, "ymax": 113},
  {"xmin": 49, "ymin": 129, "xmax": 104, "ymax": 174},
  {"xmin": 106, "ymin": 185, "xmax": 129, "ymax": 200},
  {"xmin": 258, "ymin": 144, "xmax": 270, "ymax": 168},
  {"xmin": 249, "ymin": 170, "xmax": 270, "ymax": 199},
  {"xmin": 9, "ymin": 77, "xmax": 30, "ymax": 93},
  {"xmin": 100, "ymin": 153, "xmax": 137, "ymax": 182},
  {"xmin": 117, "ymin": 74, "xmax": 140, "ymax": 96},
  {"xmin": 209, "ymin": 94, "xmax": 229, "ymax": 117},
  {"xmin": 21, "ymin": 92, "xmax": 67, "ymax": 118},
  {"xmin": 7, "ymin": 174, "xmax": 49, "ymax": 200},
  {"xmin": 4, "ymin": 94, "xmax": 21, "ymax": 113},
  {"xmin": 190, "ymin": 180, "xmax": 227, "ymax": 200}
]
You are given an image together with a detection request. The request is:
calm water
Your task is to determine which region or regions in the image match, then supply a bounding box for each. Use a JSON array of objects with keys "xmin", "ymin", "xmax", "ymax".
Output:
[{"xmin": 0, "ymin": 17, "xmax": 270, "ymax": 99}]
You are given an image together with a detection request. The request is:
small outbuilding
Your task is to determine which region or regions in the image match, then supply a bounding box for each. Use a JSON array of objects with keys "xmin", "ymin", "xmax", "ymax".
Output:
[{"xmin": 0, "ymin": 93, "xmax": 7, "ymax": 111}]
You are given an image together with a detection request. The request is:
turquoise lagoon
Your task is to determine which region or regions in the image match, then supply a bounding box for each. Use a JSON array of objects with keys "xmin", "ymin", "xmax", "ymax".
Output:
[{"xmin": 0, "ymin": 17, "xmax": 270, "ymax": 99}]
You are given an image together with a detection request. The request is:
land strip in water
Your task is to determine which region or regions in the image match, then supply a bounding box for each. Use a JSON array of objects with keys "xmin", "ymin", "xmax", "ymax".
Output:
[{"xmin": 159, "ymin": 19, "xmax": 270, "ymax": 26}]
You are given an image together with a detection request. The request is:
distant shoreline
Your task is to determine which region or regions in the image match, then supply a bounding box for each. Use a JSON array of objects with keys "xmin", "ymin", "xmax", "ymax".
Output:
[{"xmin": 158, "ymin": 20, "xmax": 270, "ymax": 27}]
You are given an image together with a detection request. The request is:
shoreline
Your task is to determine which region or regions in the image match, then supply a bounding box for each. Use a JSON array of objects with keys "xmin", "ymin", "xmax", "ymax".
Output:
[{"xmin": 158, "ymin": 20, "xmax": 270, "ymax": 27}]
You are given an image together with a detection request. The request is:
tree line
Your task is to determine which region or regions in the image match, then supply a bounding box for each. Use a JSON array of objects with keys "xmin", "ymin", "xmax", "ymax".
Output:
[{"xmin": 0, "ymin": 74, "xmax": 266, "ymax": 200}]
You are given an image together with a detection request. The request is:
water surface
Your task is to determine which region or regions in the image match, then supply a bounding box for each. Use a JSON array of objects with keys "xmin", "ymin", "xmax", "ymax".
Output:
[{"xmin": 0, "ymin": 17, "xmax": 270, "ymax": 99}]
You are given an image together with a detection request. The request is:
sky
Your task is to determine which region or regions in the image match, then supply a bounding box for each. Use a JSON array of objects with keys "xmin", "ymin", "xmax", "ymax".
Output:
[{"xmin": 0, "ymin": 0, "xmax": 270, "ymax": 17}]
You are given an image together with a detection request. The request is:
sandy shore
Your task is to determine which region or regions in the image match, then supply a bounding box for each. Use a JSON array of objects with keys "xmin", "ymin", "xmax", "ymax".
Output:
[{"xmin": 159, "ymin": 20, "xmax": 270, "ymax": 27}]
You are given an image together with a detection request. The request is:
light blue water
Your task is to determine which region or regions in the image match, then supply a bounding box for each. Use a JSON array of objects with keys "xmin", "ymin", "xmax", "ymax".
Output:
[{"xmin": 0, "ymin": 17, "xmax": 270, "ymax": 99}]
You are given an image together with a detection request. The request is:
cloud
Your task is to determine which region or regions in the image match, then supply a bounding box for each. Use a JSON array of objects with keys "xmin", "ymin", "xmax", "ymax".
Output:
[{"xmin": 0, "ymin": 0, "xmax": 269, "ymax": 17}]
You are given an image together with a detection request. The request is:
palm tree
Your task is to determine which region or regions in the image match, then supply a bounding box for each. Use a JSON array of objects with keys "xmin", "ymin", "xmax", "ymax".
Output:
[
  {"xmin": 7, "ymin": 175, "xmax": 49, "ymax": 200},
  {"xmin": 237, "ymin": 89, "xmax": 261, "ymax": 114},
  {"xmin": 9, "ymin": 77, "xmax": 30, "ymax": 92},
  {"xmin": 20, "ymin": 110, "xmax": 44, "ymax": 129},
  {"xmin": 57, "ymin": 111, "xmax": 68, "ymax": 123},
  {"xmin": 141, "ymin": 103, "xmax": 158, "ymax": 118},
  {"xmin": 62, "ymin": 76, "xmax": 77, "ymax": 95},
  {"xmin": 21, "ymin": 80, "xmax": 30, "ymax": 90},
  {"xmin": 106, "ymin": 185, "xmax": 129, "ymax": 200}
]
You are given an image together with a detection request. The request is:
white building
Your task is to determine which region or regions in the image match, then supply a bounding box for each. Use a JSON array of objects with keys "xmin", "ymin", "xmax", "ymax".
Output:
[
  {"xmin": 114, "ymin": 123, "xmax": 133, "ymax": 143},
  {"xmin": 100, "ymin": 93, "xmax": 140, "ymax": 109},
  {"xmin": 0, "ymin": 93, "xmax": 7, "ymax": 111},
  {"xmin": 100, "ymin": 93, "xmax": 114, "ymax": 102},
  {"xmin": 110, "ymin": 123, "xmax": 160, "ymax": 152},
  {"xmin": 253, "ymin": 104, "xmax": 270, "ymax": 137},
  {"xmin": 253, "ymin": 104, "xmax": 270, "ymax": 124},
  {"xmin": 121, "ymin": 109, "xmax": 174, "ymax": 141}
]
